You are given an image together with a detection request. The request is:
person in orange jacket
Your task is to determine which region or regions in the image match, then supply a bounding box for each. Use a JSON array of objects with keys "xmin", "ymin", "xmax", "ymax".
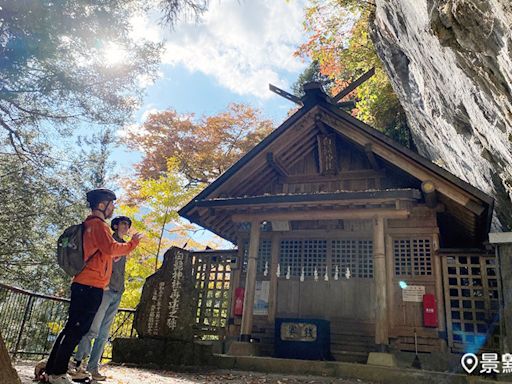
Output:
[{"xmin": 45, "ymin": 189, "xmax": 143, "ymax": 384}]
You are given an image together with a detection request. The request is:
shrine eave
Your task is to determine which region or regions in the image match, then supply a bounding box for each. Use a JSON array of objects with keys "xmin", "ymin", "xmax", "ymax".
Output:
[{"xmin": 191, "ymin": 189, "xmax": 422, "ymax": 208}]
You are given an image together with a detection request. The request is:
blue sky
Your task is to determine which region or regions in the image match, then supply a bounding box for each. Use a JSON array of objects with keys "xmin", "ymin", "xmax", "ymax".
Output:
[
  {"xmin": 114, "ymin": 0, "xmax": 310, "ymax": 172},
  {"xmin": 122, "ymin": 0, "xmax": 308, "ymax": 131},
  {"xmin": 113, "ymin": 0, "xmax": 310, "ymax": 248}
]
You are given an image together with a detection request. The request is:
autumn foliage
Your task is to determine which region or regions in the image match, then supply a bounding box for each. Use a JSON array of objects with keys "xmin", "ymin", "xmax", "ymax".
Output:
[
  {"xmin": 117, "ymin": 103, "xmax": 274, "ymax": 306},
  {"xmin": 125, "ymin": 103, "xmax": 274, "ymax": 186},
  {"xmin": 296, "ymin": 0, "xmax": 413, "ymax": 148}
]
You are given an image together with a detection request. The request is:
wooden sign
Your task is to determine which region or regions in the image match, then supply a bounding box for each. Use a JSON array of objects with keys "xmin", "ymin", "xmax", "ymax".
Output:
[
  {"xmin": 280, "ymin": 322, "xmax": 318, "ymax": 342},
  {"xmin": 402, "ymin": 285, "xmax": 425, "ymax": 302},
  {"xmin": 317, "ymin": 134, "xmax": 338, "ymax": 175}
]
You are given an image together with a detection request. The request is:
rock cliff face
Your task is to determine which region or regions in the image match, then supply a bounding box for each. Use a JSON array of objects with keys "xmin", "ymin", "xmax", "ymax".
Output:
[{"xmin": 371, "ymin": 0, "xmax": 512, "ymax": 230}]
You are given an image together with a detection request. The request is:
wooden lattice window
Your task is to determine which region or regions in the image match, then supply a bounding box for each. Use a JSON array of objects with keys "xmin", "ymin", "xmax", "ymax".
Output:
[
  {"xmin": 256, "ymin": 240, "xmax": 272, "ymax": 274},
  {"xmin": 394, "ymin": 239, "xmax": 432, "ymax": 276},
  {"xmin": 303, "ymin": 240, "xmax": 327, "ymax": 276},
  {"xmin": 331, "ymin": 240, "xmax": 373, "ymax": 278},
  {"xmin": 193, "ymin": 252, "xmax": 232, "ymax": 338},
  {"xmin": 241, "ymin": 239, "xmax": 272, "ymax": 273},
  {"xmin": 279, "ymin": 240, "xmax": 302, "ymax": 277},
  {"xmin": 443, "ymin": 254, "xmax": 499, "ymax": 352}
]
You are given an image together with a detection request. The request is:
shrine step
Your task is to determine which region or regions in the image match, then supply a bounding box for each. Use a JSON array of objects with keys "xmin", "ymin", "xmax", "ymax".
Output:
[
  {"xmin": 331, "ymin": 349, "xmax": 369, "ymax": 363},
  {"xmin": 331, "ymin": 341, "xmax": 377, "ymax": 354},
  {"xmin": 331, "ymin": 332, "xmax": 377, "ymax": 355},
  {"xmin": 255, "ymin": 342, "xmax": 275, "ymax": 357},
  {"xmin": 331, "ymin": 332, "xmax": 374, "ymax": 343}
]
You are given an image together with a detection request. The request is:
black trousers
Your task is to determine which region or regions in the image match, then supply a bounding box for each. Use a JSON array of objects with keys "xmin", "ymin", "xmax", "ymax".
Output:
[{"xmin": 45, "ymin": 282, "xmax": 103, "ymax": 375}]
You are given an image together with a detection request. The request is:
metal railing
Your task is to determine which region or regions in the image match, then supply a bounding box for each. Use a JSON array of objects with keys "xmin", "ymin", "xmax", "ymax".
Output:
[{"xmin": 0, "ymin": 283, "xmax": 136, "ymax": 361}]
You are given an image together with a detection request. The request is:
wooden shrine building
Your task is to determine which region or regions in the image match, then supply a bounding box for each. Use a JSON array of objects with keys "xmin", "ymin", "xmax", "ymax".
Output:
[{"xmin": 178, "ymin": 82, "xmax": 496, "ymax": 360}]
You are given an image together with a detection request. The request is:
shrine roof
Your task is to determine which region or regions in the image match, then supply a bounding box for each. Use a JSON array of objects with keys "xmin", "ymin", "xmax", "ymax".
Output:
[
  {"xmin": 178, "ymin": 82, "xmax": 494, "ymax": 245},
  {"xmin": 193, "ymin": 189, "xmax": 421, "ymax": 208}
]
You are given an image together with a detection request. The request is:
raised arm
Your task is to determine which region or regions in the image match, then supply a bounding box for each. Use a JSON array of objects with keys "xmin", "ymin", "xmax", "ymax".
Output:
[{"xmin": 92, "ymin": 221, "xmax": 140, "ymax": 258}]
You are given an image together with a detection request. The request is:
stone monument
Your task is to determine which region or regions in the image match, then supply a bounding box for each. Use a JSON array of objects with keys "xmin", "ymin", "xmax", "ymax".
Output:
[
  {"xmin": 113, "ymin": 247, "xmax": 212, "ymax": 367},
  {"xmin": 134, "ymin": 246, "xmax": 197, "ymax": 341}
]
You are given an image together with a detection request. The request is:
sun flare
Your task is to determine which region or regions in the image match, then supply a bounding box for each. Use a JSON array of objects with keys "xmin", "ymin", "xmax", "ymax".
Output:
[{"xmin": 102, "ymin": 42, "xmax": 128, "ymax": 66}]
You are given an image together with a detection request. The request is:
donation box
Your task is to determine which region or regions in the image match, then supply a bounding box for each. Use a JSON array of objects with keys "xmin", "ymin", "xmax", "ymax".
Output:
[
  {"xmin": 234, "ymin": 287, "xmax": 244, "ymax": 316},
  {"xmin": 423, "ymin": 293, "xmax": 438, "ymax": 328},
  {"xmin": 275, "ymin": 318, "xmax": 330, "ymax": 360}
]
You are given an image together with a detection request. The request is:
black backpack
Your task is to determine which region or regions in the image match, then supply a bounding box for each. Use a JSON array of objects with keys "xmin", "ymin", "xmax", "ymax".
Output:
[{"xmin": 56, "ymin": 218, "xmax": 98, "ymax": 276}]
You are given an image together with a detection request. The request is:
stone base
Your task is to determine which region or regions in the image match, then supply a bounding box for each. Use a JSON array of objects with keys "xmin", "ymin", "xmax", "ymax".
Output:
[
  {"xmin": 227, "ymin": 341, "xmax": 260, "ymax": 357},
  {"xmin": 497, "ymin": 373, "xmax": 512, "ymax": 382},
  {"xmin": 391, "ymin": 351, "xmax": 461, "ymax": 372},
  {"xmin": 367, "ymin": 352, "xmax": 398, "ymax": 367},
  {"xmin": 112, "ymin": 337, "xmax": 212, "ymax": 367}
]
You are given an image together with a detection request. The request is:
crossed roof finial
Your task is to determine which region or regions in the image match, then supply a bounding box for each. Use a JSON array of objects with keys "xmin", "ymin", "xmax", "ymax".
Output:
[{"xmin": 269, "ymin": 67, "xmax": 375, "ymax": 110}]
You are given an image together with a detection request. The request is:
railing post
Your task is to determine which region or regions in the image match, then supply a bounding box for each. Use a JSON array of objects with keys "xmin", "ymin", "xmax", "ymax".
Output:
[
  {"xmin": 130, "ymin": 317, "xmax": 135, "ymax": 338},
  {"xmin": 12, "ymin": 295, "xmax": 34, "ymax": 360}
]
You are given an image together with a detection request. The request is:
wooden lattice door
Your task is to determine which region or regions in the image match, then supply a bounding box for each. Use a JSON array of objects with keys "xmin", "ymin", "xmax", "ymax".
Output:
[
  {"xmin": 192, "ymin": 250, "xmax": 236, "ymax": 339},
  {"xmin": 441, "ymin": 253, "xmax": 500, "ymax": 353}
]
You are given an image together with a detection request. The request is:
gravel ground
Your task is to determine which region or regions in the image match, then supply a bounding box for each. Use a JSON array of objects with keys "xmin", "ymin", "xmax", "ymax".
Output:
[{"xmin": 15, "ymin": 361, "xmax": 374, "ymax": 384}]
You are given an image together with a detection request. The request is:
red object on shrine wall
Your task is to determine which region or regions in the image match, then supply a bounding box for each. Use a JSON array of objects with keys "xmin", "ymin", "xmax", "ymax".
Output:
[
  {"xmin": 234, "ymin": 287, "xmax": 244, "ymax": 316},
  {"xmin": 423, "ymin": 293, "xmax": 438, "ymax": 327}
]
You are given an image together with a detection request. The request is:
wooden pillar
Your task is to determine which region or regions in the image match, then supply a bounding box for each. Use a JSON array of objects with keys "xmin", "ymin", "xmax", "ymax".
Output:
[
  {"xmin": 227, "ymin": 237, "xmax": 244, "ymax": 338},
  {"xmin": 373, "ymin": 216, "xmax": 389, "ymax": 347},
  {"xmin": 268, "ymin": 233, "xmax": 280, "ymax": 323},
  {"xmin": 432, "ymin": 232, "xmax": 448, "ymax": 351},
  {"xmin": 240, "ymin": 221, "xmax": 260, "ymax": 341},
  {"xmin": 385, "ymin": 234, "xmax": 395, "ymax": 332}
]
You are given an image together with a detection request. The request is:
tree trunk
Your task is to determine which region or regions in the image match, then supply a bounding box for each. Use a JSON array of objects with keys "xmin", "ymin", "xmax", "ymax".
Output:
[{"xmin": 0, "ymin": 331, "xmax": 21, "ymax": 384}]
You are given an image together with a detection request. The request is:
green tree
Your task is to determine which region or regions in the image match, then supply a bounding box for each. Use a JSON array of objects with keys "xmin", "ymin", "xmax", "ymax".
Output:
[
  {"xmin": 118, "ymin": 158, "xmax": 205, "ymax": 308},
  {"xmin": 297, "ymin": 0, "xmax": 414, "ymax": 148},
  {"xmin": 0, "ymin": 1, "xmax": 164, "ymax": 157},
  {"xmin": 291, "ymin": 61, "xmax": 332, "ymax": 97},
  {"xmin": 72, "ymin": 128, "xmax": 118, "ymax": 190},
  {"xmin": 0, "ymin": 0, "xmax": 212, "ymax": 156},
  {"xmin": 0, "ymin": 0, "xmax": 209, "ymax": 294},
  {"xmin": 0, "ymin": 152, "xmax": 84, "ymax": 294},
  {"xmin": 0, "ymin": 127, "xmax": 121, "ymax": 295}
]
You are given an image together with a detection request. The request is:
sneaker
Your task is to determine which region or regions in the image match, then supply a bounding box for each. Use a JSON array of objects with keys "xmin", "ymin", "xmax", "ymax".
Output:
[
  {"xmin": 48, "ymin": 374, "xmax": 74, "ymax": 384},
  {"xmin": 90, "ymin": 370, "xmax": 107, "ymax": 381},
  {"xmin": 68, "ymin": 366, "xmax": 91, "ymax": 380}
]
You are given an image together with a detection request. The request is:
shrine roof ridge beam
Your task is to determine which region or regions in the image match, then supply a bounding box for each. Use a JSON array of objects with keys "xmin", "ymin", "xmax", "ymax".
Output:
[
  {"xmin": 269, "ymin": 84, "xmax": 303, "ymax": 106},
  {"xmin": 192, "ymin": 189, "xmax": 421, "ymax": 208},
  {"xmin": 231, "ymin": 207, "xmax": 410, "ymax": 222}
]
